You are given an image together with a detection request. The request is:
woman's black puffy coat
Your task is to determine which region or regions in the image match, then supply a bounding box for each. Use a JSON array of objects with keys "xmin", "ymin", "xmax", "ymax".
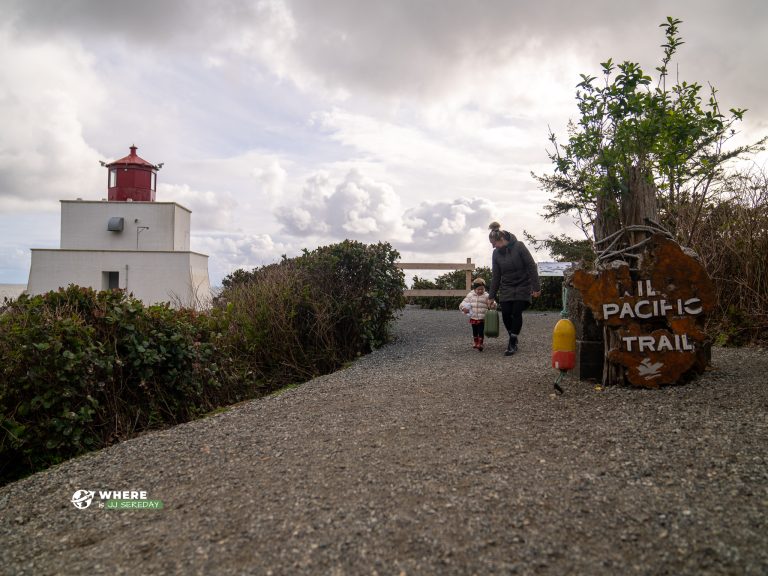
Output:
[{"xmin": 489, "ymin": 235, "xmax": 540, "ymax": 302}]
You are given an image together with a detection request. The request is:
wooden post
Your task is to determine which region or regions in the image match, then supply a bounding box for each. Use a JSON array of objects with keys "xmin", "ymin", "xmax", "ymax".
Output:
[
  {"xmin": 466, "ymin": 258, "xmax": 472, "ymax": 291},
  {"xmin": 564, "ymin": 270, "xmax": 604, "ymax": 382}
]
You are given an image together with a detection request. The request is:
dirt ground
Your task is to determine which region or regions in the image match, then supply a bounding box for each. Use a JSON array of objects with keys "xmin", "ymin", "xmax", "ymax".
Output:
[{"xmin": 2, "ymin": 308, "xmax": 767, "ymax": 575}]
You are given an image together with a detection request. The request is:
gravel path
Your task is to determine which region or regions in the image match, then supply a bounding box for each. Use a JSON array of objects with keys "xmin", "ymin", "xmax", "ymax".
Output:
[{"xmin": 2, "ymin": 307, "xmax": 767, "ymax": 575}]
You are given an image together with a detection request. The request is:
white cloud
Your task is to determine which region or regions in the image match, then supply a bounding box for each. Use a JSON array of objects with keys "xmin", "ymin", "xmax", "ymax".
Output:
[
  {"xmin": 0, "ymin": 246, "xmax": 31, "ymax": 283},
  {"xmin": 159, "ymin": 183, "xmax": 237, "ymax": 231},
  {"xmin": 208, "ymin": 0, "xmax": 298, "ymax": 81},
  {"xmin": 191, "ymin": 231, "xmax": 291, "ymax": 285},
  {"xmin": 276, "ymin": 169, "xmax": 411, "ymax": 241},
  {"xmin": 313, "ymin": 109, "xmax": 498, "ymax": 176},
  {"xmin": 403, "ymin": 197, "xmax": 496, "ymax": 250},
  {"xmin": 251, "ymin": 160, "xmax": 288, "ymax": 204},
  {"xmin": 276, "ymin": 169, "xmax": 497, "ymax": 254},
  {"xmin": 274, "ymin": 172, "xmax": 332, "ymax": 234}
]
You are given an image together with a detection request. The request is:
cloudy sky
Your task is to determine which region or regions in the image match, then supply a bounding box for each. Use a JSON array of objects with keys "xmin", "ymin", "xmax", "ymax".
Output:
[{"xmin": 1, "ymin": 0, "xmax": 766, "ymax": 286}]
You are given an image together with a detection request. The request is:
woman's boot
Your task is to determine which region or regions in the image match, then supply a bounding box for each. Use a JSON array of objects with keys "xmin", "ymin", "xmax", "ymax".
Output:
[{"xmin": 504, "ymin": 333, "xmax": 518, "ymax": 356}]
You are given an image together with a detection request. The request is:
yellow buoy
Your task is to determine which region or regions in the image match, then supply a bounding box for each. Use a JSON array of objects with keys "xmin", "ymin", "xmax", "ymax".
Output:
[{"xmin": 552, "ymin": 318, "xmax": 576, "ymax": 371}]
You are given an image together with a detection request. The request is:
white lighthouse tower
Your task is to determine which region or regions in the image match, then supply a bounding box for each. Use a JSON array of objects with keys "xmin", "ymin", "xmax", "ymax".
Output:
[{"xmin": 27, "ymin": 145, "xmax": 211, "ymax": 308}]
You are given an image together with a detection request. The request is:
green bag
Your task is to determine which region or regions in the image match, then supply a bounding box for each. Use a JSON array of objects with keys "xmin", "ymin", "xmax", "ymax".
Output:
[{"xmin": 484, "ymin": 309, "xmax": 499, "ymax": 338}]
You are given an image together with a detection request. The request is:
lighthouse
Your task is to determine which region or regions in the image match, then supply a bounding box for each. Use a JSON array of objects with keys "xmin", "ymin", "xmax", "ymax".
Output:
[
  {"xmin": 27, "ymin": 146, "xmax": 212, "ymax": 307},
  {"xmin": 105, "ymin": 144, "xmax": 160, "ymax": 202}
]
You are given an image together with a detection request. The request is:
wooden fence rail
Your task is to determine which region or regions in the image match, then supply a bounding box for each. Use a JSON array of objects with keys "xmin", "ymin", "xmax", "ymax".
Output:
[{"xmin": 397, "ymin": 258, "xmax": 475, "ymax": 297}]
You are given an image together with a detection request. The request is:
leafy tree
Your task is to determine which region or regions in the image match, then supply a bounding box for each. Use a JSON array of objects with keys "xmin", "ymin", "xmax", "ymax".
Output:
[
  {"xmin": 523, "ymin": 231, "xmax": 595, "ymax": 264},
  {"xmin": 535, "ymin": 17, "xmax": 765, "ymax": 246}
]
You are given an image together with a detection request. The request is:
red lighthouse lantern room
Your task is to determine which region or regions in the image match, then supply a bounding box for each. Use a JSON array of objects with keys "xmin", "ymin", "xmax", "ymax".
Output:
[{"xmin": 105, "ymin": 145, "xmax": 163, "ymax": 202}]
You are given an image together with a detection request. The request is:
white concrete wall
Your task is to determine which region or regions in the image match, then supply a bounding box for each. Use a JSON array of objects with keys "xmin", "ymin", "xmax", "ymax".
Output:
[
  {"xmin": 60, "ymin": 201, "xmax": 192, "ymax": 252},
  {"xmin": 28, "ymin": 249, "xmax": 211, "ymax": 308},
  {"xmin": 173, "ymin": 205, "xmax": 191, "ymax": 251},
  {"xmin": 188, "ymin": 253, "xmax": 212, "ymax": 307}
]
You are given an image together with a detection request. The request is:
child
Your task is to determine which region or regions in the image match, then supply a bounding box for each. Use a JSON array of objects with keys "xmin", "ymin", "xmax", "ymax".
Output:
[{"xmin": 459, "ymin": 278, "xmax": 494, "ymax": 351}]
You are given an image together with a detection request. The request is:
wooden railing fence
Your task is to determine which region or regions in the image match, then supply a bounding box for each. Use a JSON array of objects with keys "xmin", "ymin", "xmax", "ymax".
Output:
[{"xmin": 397, "ymin": 258, "xmax": 475, "ymax": 297}]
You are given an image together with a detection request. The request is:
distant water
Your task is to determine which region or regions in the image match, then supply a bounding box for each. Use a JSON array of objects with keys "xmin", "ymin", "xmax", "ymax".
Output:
[{"xmin": 0, "ymin": 284, "xmax": 26, "ymax": 301}]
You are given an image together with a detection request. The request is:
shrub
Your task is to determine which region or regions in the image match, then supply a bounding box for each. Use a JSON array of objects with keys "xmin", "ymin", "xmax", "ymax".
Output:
[
  {"xmin": 0, "ymin": 287, "xmax": 250, "ymax": 485},
  {"xmin": 0, "ymin": 241, "xmax": 405, "ymax": 485},
  {"xmin": 685, "ymin": 168, "xmax": 768, "ymax": 345},
  {"xmin": 528, "ymin": 277, "xmax": 564, "ymax": 312},
  {"xmin": 217, "ymin": 240, "xmax": 406, "ymax": 385}
]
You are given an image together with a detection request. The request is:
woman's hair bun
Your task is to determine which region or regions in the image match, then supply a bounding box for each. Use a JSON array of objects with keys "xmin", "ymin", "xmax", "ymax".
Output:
[{"xmin": 488, "ymin": 221, "xmax": 501, "ymax": 231}]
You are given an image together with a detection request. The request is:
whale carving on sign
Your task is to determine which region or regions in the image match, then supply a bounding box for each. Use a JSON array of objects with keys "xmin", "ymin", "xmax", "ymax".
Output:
[{"xmin": 637, "ymin": 358, "xmax": 664, "ymax": 379}]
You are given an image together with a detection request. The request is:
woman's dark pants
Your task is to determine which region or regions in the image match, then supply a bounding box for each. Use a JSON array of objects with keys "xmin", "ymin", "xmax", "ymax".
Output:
[{"xmin": 500, "ymin": 300, "xmax": 529, "ymax": 337}]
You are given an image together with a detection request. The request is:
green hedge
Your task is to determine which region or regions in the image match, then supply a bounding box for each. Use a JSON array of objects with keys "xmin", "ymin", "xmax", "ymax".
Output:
[
  {"xmin": 0, "ymin": 287, "xmax": 242, "ymax": 485},
  {"xmin": 0, "ymin": 240, "xmax": 405, "ymax": 485}
]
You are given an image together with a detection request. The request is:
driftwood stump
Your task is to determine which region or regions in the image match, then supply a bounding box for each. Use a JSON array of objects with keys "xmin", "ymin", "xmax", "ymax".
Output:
[
  {"xmin": 570, "ymin": 234, "xmax": 714, "ymax": 387},
  {"xmin": 564, "ymin": 272, "xmax": 604, "ymax": 382}
]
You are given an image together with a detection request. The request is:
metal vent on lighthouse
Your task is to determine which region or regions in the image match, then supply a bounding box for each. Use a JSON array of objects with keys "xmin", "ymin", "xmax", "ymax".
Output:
[{"xmin": 107, "ymin": 217, "xmax": 125, "ymax": 232}]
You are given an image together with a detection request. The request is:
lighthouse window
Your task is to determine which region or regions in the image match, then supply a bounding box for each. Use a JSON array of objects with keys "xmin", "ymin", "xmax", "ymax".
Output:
[
  {"xmin": 151, "ymin": 172, "xmax": 156, "ymax": 191},
  {"xmin": 102, "ymin": 271, "xmax": 120, "ymax": 290},
  {"xmin": 109, "ymin": 169, "xmax": 117, "ymax": 188}
]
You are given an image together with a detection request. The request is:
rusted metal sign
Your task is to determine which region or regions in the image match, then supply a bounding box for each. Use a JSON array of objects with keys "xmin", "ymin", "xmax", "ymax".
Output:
[{"xmin": 571, "ymin": 234, "xmax": 715, "ymax": 387}]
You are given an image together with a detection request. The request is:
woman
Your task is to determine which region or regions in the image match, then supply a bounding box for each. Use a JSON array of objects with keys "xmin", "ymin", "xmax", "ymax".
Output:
[{"xmin": 487, "ymin": 222, "xmax": 541, "ymax": 356}]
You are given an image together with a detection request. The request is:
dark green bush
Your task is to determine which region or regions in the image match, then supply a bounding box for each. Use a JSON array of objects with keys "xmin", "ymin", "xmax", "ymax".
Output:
[
  {"xmin": 529, "ymin": 277, "xmax": 564, "ymax": 312},
  {"xmin": 0, "ymin": 286, "xmax": 255, "ymax": 485},
  {"xmin": 0, "ymin": 240, "xmax": 403, "ymax": 485}
]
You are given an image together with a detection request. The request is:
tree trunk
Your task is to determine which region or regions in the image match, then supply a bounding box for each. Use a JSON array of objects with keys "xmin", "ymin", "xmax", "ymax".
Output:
[
  {"xmin": 594, "ymin": 165, "xmax": 661, "ymax": 385},
  {"xmin": 622, "ymin": 166, "xmax": 659, "ymax": 246},
  {"xmin": 594, "ymin": 189, "xmax": 622, "ymax": 244}
]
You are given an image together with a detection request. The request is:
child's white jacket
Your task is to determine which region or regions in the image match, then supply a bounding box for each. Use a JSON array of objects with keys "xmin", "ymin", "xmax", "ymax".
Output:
[{"xmin": 459, "ymin": 291, "xmax": 492, "ymax": 321}]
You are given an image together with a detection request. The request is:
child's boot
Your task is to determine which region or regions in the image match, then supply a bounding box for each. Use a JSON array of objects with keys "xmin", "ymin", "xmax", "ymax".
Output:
[
  {"xmin": 472, "ymin": 337, "xmax": 479, "ymax": 349},
  {"xmin": 478, "ymin": 337, "xmax": 484, "ymax": 352}
]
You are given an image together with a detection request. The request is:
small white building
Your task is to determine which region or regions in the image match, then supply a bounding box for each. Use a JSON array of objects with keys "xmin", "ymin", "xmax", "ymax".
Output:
[{"xmin": 27, "ymin": 146, "xmax": 211, "ymax": 308}]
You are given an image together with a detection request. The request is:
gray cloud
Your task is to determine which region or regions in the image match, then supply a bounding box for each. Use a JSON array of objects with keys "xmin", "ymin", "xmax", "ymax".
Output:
[
  {"xmin": 4, "ymin": 0, "xmax": 766, "ymax": 141},
  {"xmin": 7, "ymin": 0, "xmax": 767, "ymax": 105},
  {"xmin": 2, "ymin": 0, "xmax": 767, "ymax": 285},
  {"xmin": 2, "ymin": 0, "xmax": 208, "ymax": 43}
]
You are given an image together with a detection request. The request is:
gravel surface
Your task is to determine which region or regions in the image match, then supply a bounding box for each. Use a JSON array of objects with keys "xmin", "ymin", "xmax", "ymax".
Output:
[{"xmin": 1, "ymin": 307, "xmax": 767, "ymax": 575}]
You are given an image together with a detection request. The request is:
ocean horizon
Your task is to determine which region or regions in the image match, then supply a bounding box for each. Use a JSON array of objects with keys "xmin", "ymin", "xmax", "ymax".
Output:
[{"xmin": 0, "ymin": 284, "xmax": 27, "ymax": 301}]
